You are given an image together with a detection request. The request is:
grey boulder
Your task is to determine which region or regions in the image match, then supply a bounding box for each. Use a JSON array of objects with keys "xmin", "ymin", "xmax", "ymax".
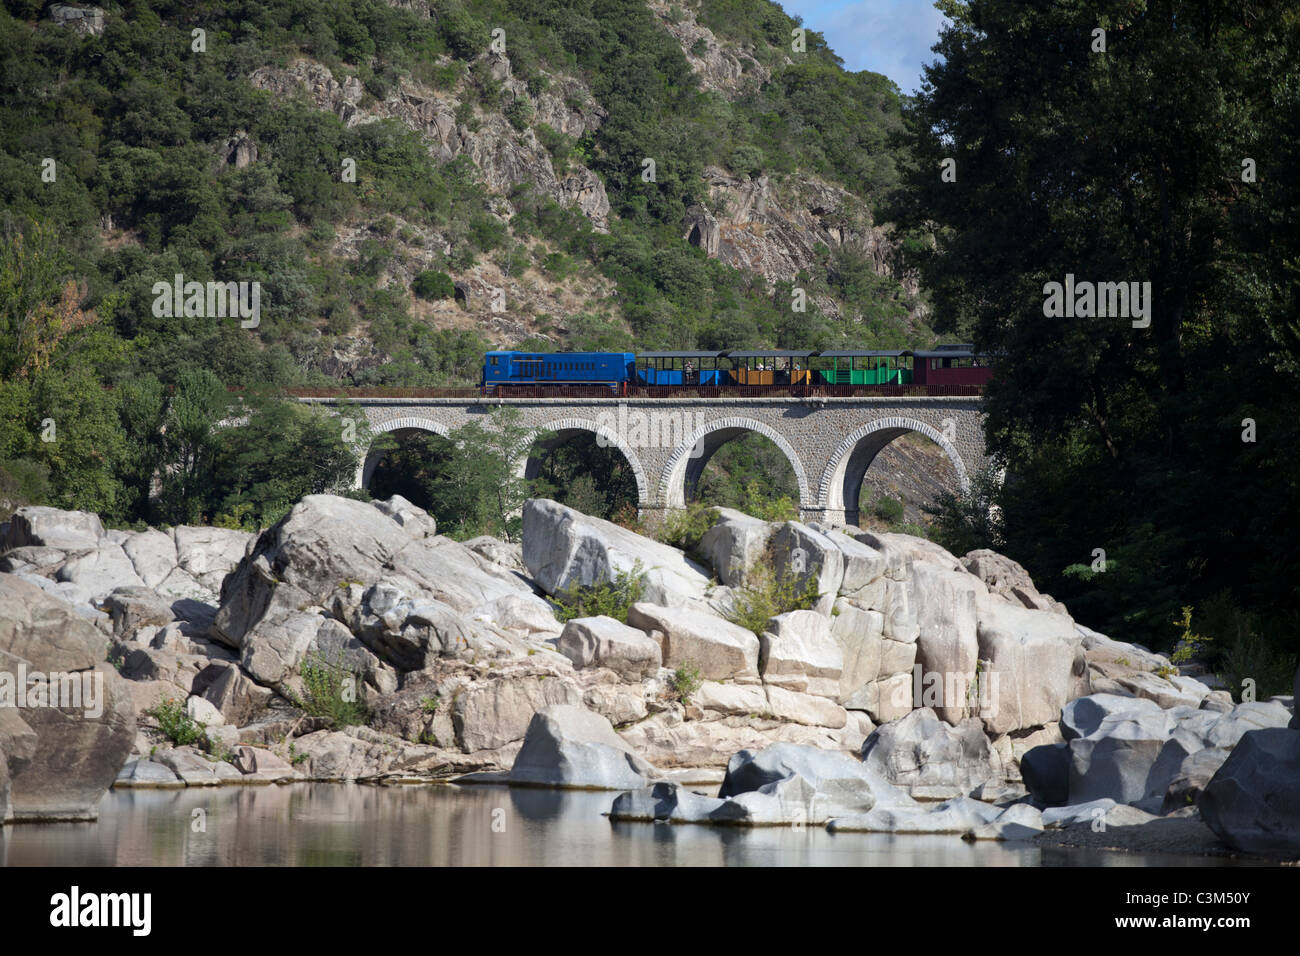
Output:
[
  {"xmin": 509, "ymin": 705, "xmax": 659, "ymax": 790},
  {"xmin": 1199, "ymin": 728, "xmax": 1300, "ymax": 856}
]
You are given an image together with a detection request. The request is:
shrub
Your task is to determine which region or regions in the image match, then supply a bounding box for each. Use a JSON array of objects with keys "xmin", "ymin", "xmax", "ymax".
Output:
[
  {"xmin": 727, "ymin": 549, "xmax": 821, "ymax": 636},
  {"xmin": 872, "ymin": 495, "xmax": 904, "ymax": 523},
  {"xmin": 504, "ymin": 95, "xmax": 534, "ymax": 131},
  {"xmin": 412, "ymin": 270, "xmax": 455, "ymax": 300},
  {"xmin": 656, "ymin": 502, "xmax": 719, "ymax": 553},
  {"xmin": 672, "ymin": 661, "xmax": 703, "ymax": 703},
  {"xmin": 148, "ymin": 697, "xmax": 206, "ymax": 747},
  {"xmin": 552, "ymin": 563, "xmax": 645, "ymax": 624},
  {"xmin": 295, "ymin": 651, "xmax": 369, "ymax": 727}
]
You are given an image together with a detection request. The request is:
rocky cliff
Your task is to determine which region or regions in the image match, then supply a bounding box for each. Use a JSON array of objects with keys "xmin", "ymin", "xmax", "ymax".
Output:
[{"xmin": 2, "ymin": 496, "xmax": 1294, "ymax": 854}]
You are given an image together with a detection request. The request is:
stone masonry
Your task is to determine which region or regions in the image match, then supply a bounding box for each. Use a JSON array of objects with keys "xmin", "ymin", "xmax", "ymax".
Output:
[{"xmin": 296, "ymin": 395, "xmax": 987, "ymax": 526}]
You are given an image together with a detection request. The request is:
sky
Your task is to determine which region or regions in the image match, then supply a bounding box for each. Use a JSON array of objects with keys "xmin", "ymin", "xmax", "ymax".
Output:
[{"xmin": 776, "ymin": 0, "xmax": 949, "ymax": 95}]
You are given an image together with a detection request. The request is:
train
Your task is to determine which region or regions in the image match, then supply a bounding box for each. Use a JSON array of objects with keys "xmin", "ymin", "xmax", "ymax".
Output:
[{"xmin": 480, "ymin": 345, "xmax": 992, "ymax": 395}]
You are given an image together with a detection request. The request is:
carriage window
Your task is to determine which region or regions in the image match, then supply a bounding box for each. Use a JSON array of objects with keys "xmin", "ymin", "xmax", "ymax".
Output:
[{"xmin": 490, "ymin": 356, "xmax": 499, "ymax": 366}]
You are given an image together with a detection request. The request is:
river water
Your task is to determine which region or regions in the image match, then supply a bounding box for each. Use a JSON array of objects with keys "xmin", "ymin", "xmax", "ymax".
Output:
[{"xmin": 0, "ymin": 783, "xmax": 1248, "ymax": 867}]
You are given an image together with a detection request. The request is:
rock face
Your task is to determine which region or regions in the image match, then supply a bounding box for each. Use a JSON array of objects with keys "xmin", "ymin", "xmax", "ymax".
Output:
[
  {"xmin": 0, "ymin": 576, "xmax": 135, "ymax": 820},
  {"xmin": 626, "ymin": 602, "xmax": 760, "ymax": 682},
  {"xmin": 556, "ymin": 616, "xmax": 661, "ymax": 681},
  {"xmin": 1199, "ymin": 729, "xmax": 1300, "ymax": 856},
  {"xmin": 758, "ymin": 610, "xmax": 843, "ymax": 698},
  {"xmin": 509, "ymin": 705, "xmax": 659, "ymax": 790},
  {"xmin": 910, "ymin": 562, "xmax": 983, "ymax": 725},
  {"xmin": 770, "ymin": 521, "xmax": 843, "ymax": 613},
  {"xmin": 699, "ymin": 508, "xmax": 772, "ymax": 588},
  {"xmin": 523, "ymin": 499, "xmax": 716, "ymax": 611},
  {"xmin": 861, "ymin": 707, "xmax": 1001, "ymax": 798},
  {"xmin": 974, "ymin": 594, "xmax": 1077, "ymax": 735},
  {"xmin": 1, "ymin": 506, "xmax": 105, "ymax": 551},
  {"xmin": 214, "ymin": 494, "xmax": 537, "ymax": 683}
]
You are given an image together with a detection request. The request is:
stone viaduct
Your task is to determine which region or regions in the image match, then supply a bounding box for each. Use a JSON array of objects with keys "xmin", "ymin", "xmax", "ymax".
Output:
[{"xmin": 295, "ymin": 395, "xmax": 988, "ymax": 527}]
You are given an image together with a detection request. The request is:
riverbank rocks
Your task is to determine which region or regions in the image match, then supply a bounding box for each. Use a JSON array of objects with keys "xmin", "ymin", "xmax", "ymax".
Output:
[
  {"xmin": 612, "ymin": 742, "xmax": 895, "ymax": 827},
  {"xmin": 1199, "ymin": 728, "xmax": 1300, "ymax": 856},
  {"xmin": 974, "ymin": 593, "xmax": 1078, "ymax": 735},
  {"xmin": 557, "ymin": 615, "xmax": 662, "ymax": 680},
  {"xmin": 626, "ymin": 602, "xmax": 760, "ymax": 682},
  {"xmin": 962, "ymin": 549, "xmax": 1069, "ymax": 616},
  {"xmin": 911, "ymin": 563, "xmax": 982, "ymax": 725},
  {"xmin": 522, "ymin": 498, "xmax": 715, "ymax": 611},
  {"xmin": 610, "ymin": 781, "xmax": 747, "ymax": 824},
  {"xmin": 828, "ymin": 795, "xmax": 999, "ymax": 834},
  {"xmin": 758, "ymin": 609, "xmax": 842, "ymax": 698},
  {"xmin": 861, "ymin": 707, "xmax": 1002, "ymax": 798},
  {"xmin": 214, "ymin": 495, "xmax": 540, "ymax": 679},
  {"xmin": 509, "ymin": 705, "xmax": 660, "ymax": 790},
  {"xmin": 1054, "ymin": 693, "xmax": 1295, "ymax": 812},
  {"xmin": 0, "ymin": 575, "xmax": 136, "ymax": 820},
  {"xmin": 699, "ymin": 508, "xmax": 772, "ymax": 587},
  {"xmin": 1, "ymin": 505, "xmax": 105, "ymax": 551},
  {"xmin": 770, "ymin": 522, "xmax": 843, "ymax": 614}
]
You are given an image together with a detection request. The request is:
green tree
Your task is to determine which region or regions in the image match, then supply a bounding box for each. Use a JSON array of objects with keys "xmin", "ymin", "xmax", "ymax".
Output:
[{"xmin": 893, "ymin": 0, "xmax": 1300, "ymax": 652}]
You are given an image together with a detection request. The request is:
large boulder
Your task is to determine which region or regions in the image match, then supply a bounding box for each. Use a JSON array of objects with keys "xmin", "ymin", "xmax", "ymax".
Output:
[
  {"xmin": 910, "ymin": 562, "xmax": 983, "ymax": 724},
  {"xmin": 508, "ymin": 705, "xmax": 659, "ymax": 790},
  {"xmin": 1020, "ymin": 742, "xmax": 1070, "ymax": 805},
  {"xmin": 522, "ymin": 499, "xmax": 715, "ymax": 611},
  {"xmin": 556, "ymin": 615, "xmax": 662, "ymax": 680},
  {"xmin": 626, "ymin": 602, "xmax": 760, "ymax": 682},
  {"xmin": 974, "ymin": 593, "xmax": 1078, "ymax": 735},
  {"xmin": 1061, "ymin": 693, "xmax": 1161, "ymax": 741},
  {"xmin": 54, "ymin": 543, "xmax": 145, "ymax": 606},
  {"xmin": 831, "ymin": 598, "xmax": 914, "ymax": 722},
  {"xmin": 1, "ymin": 506, "xmax": 104, "ymax": 551},
  {"xmin": 609, "ymin": 781, "xmax": 746, "ymax": 824},
  {"xmin": 963, "ymin": 548, "xmax": 1069, "ymax": 616},
  {"xmin": 699, "ymin": 508, "xmax": 773, "ymax": 588},
  {"xmin": 717, "ymin": 742, "xmax": 903, "ymax": 824},
  {"xmin": 1162, "ymin": 747, "xmax": 1232, "ymax": 814},
  {"xmin": 1199, "ymin": 728, "xmax": 1300, "ymax": 856},
  {"xmin": 213, "ymin": 495, "xmax": 529, "ymax": 672},
  {"xmin": 1067, "ymin": 708, "xmax": 1196, "ymax": 809},
  {"xmin": 452, "ymin": 672, "xmax": 584, "ymax": 752},
  {"xmin": 103, "ymin": 585, "xmax": 176, "ymax": 639},
  {"xmin": 758, "ymin": 609, "xmax": 843, "ymax": 698},
  {"xmin": 121, "ymin": 528, "xmax": 178, "ymax": 589},
  {"xmin": 860, "ymin": 706, "xmax": 1001, "ymax": 797},
  {"xmin": 770, "ymin": 522, "xmax": 843, "ymax": 613},
  {"xmin": 0, "ymin": 576, "xmax": 135, "ymax": 820},
  {"xmin": 822, "ymin": 530, "xmax": 886, "ymax": 605}
]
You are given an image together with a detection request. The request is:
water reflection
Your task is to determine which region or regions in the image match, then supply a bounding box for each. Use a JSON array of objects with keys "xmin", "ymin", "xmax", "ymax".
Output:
[{"xmin": 0, "ymin": 784, "xmax": 1233, "ymax": 867}]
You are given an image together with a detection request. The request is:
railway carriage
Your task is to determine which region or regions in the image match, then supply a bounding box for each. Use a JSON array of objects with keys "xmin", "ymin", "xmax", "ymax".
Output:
[
  {"xmin": 480, "ymin": 344, "xmax": 991, "ymax": 394},
  {"xmin": 910, "ymin": 345, "xmax": 992, "ymax": 386}
]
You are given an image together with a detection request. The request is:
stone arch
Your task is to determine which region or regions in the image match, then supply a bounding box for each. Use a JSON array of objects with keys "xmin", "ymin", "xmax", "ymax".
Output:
[
  {"xmin": 514, "ymin": 417, "xmax": 650, "ymax": 507},
  {"xmin": 660, "ymin": 416, "xmax": 813, "ymax": 510},
  {"xmin": 819, "ymin": 416, "xmax": 970, "ymax": 526},
  {"xmin": 356, "ymin": 416, "xmax": 452, "ymax": 490}
]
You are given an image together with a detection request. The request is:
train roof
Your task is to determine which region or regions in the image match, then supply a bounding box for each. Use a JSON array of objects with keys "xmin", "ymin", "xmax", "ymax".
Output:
[
  {"xmin": 912, "ymin": 348, "xmax": 981, "ymax": 359},
  {"xmin": 720, "ymin": 349, "xmax": 816, "ymax": 358},
  {"xmin": 636, "ymin": 350, "xmax": 726, "ymax": 359},
  {"xmin": 818, "ymin": 349, "xmax": 910, "ymax": 358}
]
